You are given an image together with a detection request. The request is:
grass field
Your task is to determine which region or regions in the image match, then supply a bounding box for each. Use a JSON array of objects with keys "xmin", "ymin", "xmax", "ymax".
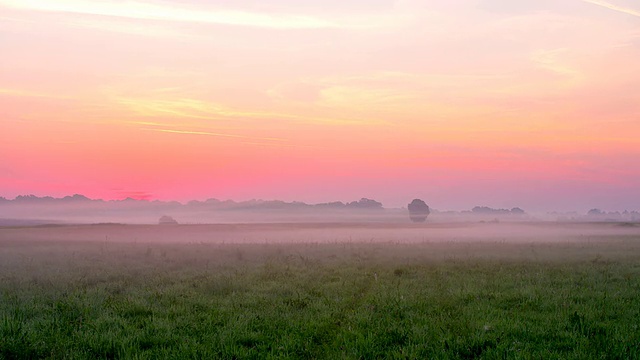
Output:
[{"xmin": 1, "ymin": 222, "xmax": 640, "ymax": 359}]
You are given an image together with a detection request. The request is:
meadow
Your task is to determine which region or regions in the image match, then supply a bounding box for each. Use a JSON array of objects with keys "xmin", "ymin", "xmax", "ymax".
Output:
[{"xmin": 1, "ymin": 222, "xmax": 639, "ymax": 359}]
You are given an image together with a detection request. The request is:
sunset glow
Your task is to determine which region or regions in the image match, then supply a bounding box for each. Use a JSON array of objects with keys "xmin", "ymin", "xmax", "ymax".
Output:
[{"xmin": 1, "ymin": 0, "xmax": 639, "ymax": 211}]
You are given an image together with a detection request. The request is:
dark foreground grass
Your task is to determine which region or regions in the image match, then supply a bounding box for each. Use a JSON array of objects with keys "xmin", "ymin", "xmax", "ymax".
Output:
[{"xmin": 1, "ymin": 236, "xmax": 640, "ymax": 359}]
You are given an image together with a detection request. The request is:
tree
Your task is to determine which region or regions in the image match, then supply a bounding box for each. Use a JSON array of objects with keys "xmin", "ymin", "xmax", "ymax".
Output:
[
  {"xmin": 158, "ymin": 215, "xmax": 178, "ymax": 225},
  {"xmin": 587, "ymin": 209, "xmax": 603, "ymax": 216},
  {"xmin": 408, "ymin": 199, "xmax": 430, "ymax": 223},
  {"xmin": 346, "ymin": 198, "xmax": 383, "ymax": 210}
]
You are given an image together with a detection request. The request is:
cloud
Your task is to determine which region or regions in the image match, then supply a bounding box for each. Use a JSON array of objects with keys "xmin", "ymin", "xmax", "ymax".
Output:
[
  {"xmin": 143, "ymin": 128, "xmax": 286, "ymax": 142},
  {"xmin": 64, "ymin": 17, "xmax": 196, "ymax": 38},
  {"xmin": 116, "ymin": 95, "xmax": 373, "ymax": 126},
  {"xmin": 0, "ymin": 87, "xmax": 71, "ymax": 100},
  {"xmin": 530, "ymin": 48, "xmax": 582, "ymax": 82},
  {"xmin": 115, "ymin": 190, "xmax": 154, "ymax": 201},
  {"xmin": 0, "ymin": 0, "xmax": 340, "ymax": 29},
  {"xmin": 580, "ymin": 0, "xmax": 640, "ymax": 17},
  {"xmin": 476, "ymin": 0, "xmax": 556, "ymax": 14}
]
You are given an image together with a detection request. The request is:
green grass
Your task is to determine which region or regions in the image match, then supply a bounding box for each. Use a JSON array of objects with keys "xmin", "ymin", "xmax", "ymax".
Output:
[{"xmin": 1, "ymin": 236, "xmax": 640, "ymax": 359}]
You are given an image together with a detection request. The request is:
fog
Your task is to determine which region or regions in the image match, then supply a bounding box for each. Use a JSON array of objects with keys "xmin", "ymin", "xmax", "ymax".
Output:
[
  {"xmin": 2, "ymin": 195, "xmax": 638, "ymax": 226},
  {"xmin": 2, "ymin": 195, "xmax": 639, "ymax": 251},
  {"xmin": 2, "ymin": 221, "xmax": 638, "ymax": 246}
]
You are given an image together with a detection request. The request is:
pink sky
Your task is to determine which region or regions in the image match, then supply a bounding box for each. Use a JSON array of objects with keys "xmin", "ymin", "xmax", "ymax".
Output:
[{"xmin": 1, "ymin": 0, "xmax": 639, "ymax": 211}]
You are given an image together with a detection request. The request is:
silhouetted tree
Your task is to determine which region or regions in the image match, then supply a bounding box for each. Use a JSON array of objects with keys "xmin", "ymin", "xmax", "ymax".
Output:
[
  {"xmin": 346, "ymin": 198, "xmax": 383, "ymax": 210},
  {"xmin": 408, "ymin": 199, "xmax": 430, "ymax": 223},
  {"xmin": 472, "ymin": 206, "xmax": 510, "ymax": 214},
  {"xmin": 588, "ymin": 209, "xmax": 603, "ymax": 216},
  {"xmin": 158, "ymin": 215, "xmax": 178, "ymax": 225}
]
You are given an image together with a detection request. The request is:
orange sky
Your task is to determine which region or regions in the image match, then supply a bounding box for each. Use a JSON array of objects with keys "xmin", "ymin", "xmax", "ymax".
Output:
[{"xmin": 1, "ymin": 0, "xmax": 639, "ymax": 211}]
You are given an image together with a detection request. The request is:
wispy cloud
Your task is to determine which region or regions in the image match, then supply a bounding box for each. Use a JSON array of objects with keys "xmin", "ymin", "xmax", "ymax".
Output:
[
  {"xmin": 530, "ymin": 48, "xmax": 582, "ymax": 84},
  {"xmin": 143, "ymin": 128, "xmax": 286, "ymax": 142},
  {"xmin": 117, "ymin": 96, "xmax": 375, "ymax": 126},
  {"xmin": 581, "ymin": 0, "xmax": 640, "ymax": 17},
  {"xmin": 115, "ymin": 190, "xmax": 153, "ymax": 201},
  {"xmin": 0, "ymin": 0, "xmax": 342, "ymax": 29},
  {"xmin": 0, "ymin": 87, "xmax": 71, "ymax": 99},
  {"xmin": 64, "ymin": 17, "xmax": 195, "ymax": 39},
  {"xmin": 240, "ymin": 141, "xmax": 309, "ymax": 148}
]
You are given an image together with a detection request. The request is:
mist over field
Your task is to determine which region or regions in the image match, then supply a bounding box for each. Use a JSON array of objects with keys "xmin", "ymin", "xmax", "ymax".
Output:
[
  {"xmin": 2, "ymin": 195, "xmax": 640, "ymax": 358},
  {"xmin": 2, "ymin": 194, "xmax": 639, "ymax": 226},
  {"xmin": 2, "ymin": 217, "xmax": 640, "ymax": 358},
  {"xmin": 2, "ymin": 0, "xmax": 640, "ymax": 357}
]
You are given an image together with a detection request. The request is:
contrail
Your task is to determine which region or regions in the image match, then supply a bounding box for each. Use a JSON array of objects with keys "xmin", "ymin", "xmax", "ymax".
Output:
[{"xmin": 581, "ymin": 0, "xmax": 640, "ymax": 17}]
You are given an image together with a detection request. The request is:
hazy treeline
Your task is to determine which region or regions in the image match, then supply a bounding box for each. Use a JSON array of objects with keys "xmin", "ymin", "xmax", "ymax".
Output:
[{"xmin": 1, "ymin": 194, "xmax": 638, "ymax": 225}]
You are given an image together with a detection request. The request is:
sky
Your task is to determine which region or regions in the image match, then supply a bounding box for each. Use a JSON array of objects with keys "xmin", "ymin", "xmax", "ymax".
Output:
[{"xmin": 1, "ymin": 0, "xmax": 639, "ymax": 212}]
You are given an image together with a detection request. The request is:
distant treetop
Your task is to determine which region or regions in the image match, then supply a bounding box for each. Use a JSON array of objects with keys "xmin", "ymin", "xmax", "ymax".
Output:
[
  {"xmin": 345, "ymin": 198, "xmax": 383, "ymax": 210},
  {"xmin": 471, "ymin": 206, "xmax": 526, "ymax": 215},
  {"xmin": 408, "ymin": 199, "xmax": 430, "ymax": 223},
  {"xmin": 587, "ymin": 209, "xmax": 604, "ymax": 216},
  {"xmin": 159, "ymin": 215, "xmax": 178, "ymax": 225}
]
